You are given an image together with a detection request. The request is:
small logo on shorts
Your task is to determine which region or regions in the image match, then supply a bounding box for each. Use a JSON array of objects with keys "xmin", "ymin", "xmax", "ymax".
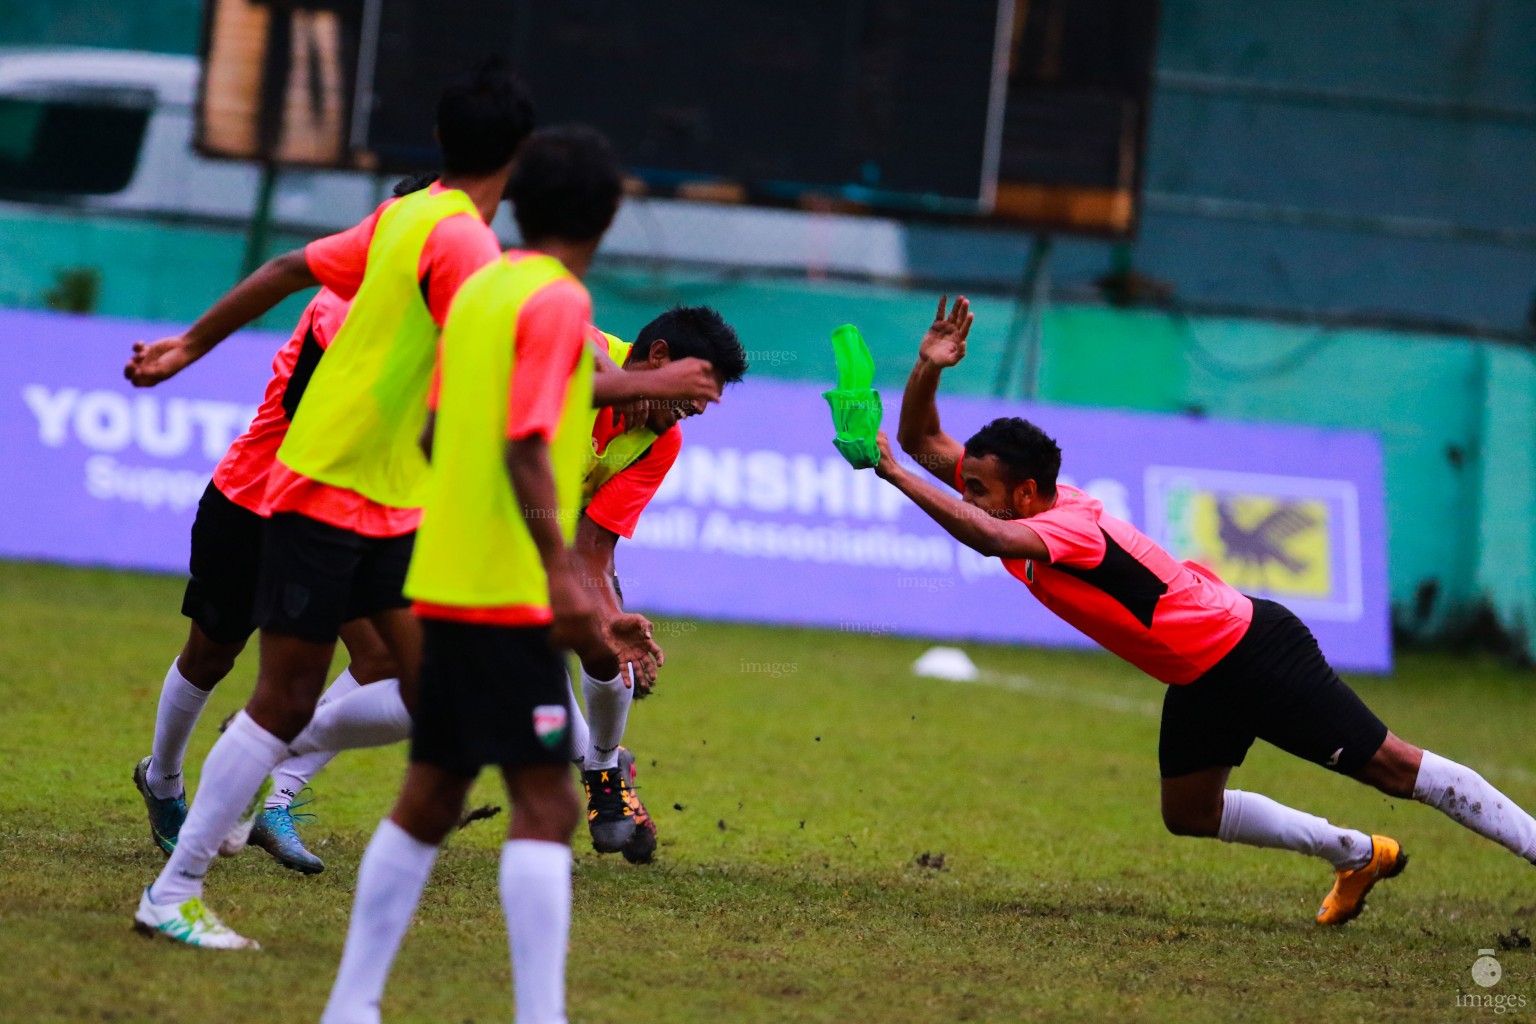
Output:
[
  {"xmin": 1326, "ymin": 747, "xmax": 1343, "ymax": 768},
  {"xmin": 1024, "ymin": 560, "xmax": 1034, "ymax": 583},
  {"xmin": 533, "ymin": 705, "xmax": 568, "ymax": 749},
  {"xmin": 282, "ymin": 583, "xmax": 310, "ymax": 620}
]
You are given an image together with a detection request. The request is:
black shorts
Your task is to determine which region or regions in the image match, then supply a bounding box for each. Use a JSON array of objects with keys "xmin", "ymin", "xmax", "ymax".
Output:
[
  {"xmin": 253, "ymin": 512, "xmax": 413, "ymax": 644},
  {"xmin": 410, "ymin": 620, "xmax": 571, "ymax": 776},
  {"xmin": 1158, "ymin": 598, "xmax": 1389, "ymax": 779},
  {"xmin": 181, "ymin": 482, "xmax": 264, "ymax": 645}
]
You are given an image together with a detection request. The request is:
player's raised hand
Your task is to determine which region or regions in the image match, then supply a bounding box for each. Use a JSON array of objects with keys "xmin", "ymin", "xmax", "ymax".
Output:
[
  {"xmin": 918, "ymin": 295, "xmax": 972, "ymax": 368},
  {"xmin": 648, "ymin": 357, "xmax": 722, "ymax": 406},
  {"xmin": 125, "ymin": 336, "xmax": 196, "ymax": 387}
]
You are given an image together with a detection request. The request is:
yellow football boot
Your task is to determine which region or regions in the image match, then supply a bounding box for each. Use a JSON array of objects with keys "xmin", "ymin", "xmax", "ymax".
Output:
[{"xmin": 1316, "ymin": 834, "xmax": 1407, "ymax": 925}]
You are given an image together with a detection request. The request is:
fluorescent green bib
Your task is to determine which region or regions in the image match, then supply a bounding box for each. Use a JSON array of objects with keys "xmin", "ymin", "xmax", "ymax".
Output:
[
  {"xmin": 581, "ymin": 335, "xmax": 660, "ymax": 508},
  {"xmin": 405, "ymin": 254, "xmax": 594, "ymax": 609},
  {"xmin": 277, "ymin": 186, "xmax": 481, "ymax": 508}
]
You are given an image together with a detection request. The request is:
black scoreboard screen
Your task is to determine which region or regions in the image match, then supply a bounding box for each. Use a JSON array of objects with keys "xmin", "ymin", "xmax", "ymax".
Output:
[
  {"xmin": 197, "ymin": 0, "xmax": 1160, "ymax": 236},
  {"xmin": 360, "ymin": 0, "xmax": 1013, "ymax": 214}
]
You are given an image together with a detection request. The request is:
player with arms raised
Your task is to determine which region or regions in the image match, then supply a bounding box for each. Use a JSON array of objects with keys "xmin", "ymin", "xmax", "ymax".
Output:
[{"xmin": 876, "ymin": 296, "xmax": 1536, "ymax": 925}]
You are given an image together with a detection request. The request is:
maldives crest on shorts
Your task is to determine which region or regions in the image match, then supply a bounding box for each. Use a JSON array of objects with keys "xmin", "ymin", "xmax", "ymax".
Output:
[{"xmin": 532, "ymin": 704, "xmax": 569, "ymax": 749}]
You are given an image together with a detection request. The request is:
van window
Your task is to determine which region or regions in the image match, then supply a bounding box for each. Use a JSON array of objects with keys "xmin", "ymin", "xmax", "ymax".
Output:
[{"xmin": 0, "ymin": 87, "xmax": 153, "ymax": 198}]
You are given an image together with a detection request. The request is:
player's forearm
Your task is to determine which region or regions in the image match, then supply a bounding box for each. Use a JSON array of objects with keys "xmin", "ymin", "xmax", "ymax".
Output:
[
  {"xmin": 184, "ymin": 250, "xmax": 318, "ymax": 356},
  {"xmin": 884, "ymin": 462, "xmax": 1019, "ymax": 559},
  {"xmin": 591, "ymin": 371, "xmax": 650, "ymax": 408},
  {"xmin": 505, "ymin": 437, "xmax": 574, "ymax": 578},
  {"xmin": 897, "ymin": 358, "xmax": 946, "ymax": 452},
  {"xmin": 574, "ymin": 521, "xmax": 625, "ymax": 620}
]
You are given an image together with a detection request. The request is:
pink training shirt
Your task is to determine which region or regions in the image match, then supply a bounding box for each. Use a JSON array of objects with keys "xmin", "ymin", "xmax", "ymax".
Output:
[{"xmin": 994, "ymin": 483, "xmax": 1254, "ymax": 685}]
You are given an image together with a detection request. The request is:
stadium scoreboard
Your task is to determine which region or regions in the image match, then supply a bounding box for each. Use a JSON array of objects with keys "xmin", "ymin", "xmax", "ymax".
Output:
[{"xmin": 196, "ymin": 0, "xmax": 1159, "ymax": 237}]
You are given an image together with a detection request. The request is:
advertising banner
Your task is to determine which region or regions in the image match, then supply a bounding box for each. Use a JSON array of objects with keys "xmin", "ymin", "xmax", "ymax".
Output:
[{"xmin": 0, "ymin": 309, "xmax": 1391, "ymax": 671}]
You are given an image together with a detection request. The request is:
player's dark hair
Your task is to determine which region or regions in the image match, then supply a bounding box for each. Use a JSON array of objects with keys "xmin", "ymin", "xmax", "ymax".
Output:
[
  {"xmin": 391, "ymin": 172, "xmax": 439, "ymax": 197},
  {"xmin": 633, "ymin": 306, "xmax": 748, "ymax": 384},
  {"xmin": 435, "ymin": 57, "xmax": 535, "ymax": 175},
  {"xmin": 964, "ymin": 417, "xmax": 1061, "ymax": 495},
  {"xmin": 509, "ymin": 125, "xmax": 623, "ymax": 244}
]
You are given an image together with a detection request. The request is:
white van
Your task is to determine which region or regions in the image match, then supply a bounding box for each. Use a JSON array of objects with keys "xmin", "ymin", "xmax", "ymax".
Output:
[{"xmin": 0, "ymin": 48, "xmax": 380, "ymax": 231}]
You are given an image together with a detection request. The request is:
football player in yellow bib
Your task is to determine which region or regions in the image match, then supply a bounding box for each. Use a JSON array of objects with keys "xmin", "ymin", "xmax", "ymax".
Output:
[
  {"xmin": 321, "ymin": 126, "xmax": 631, "ymax": 1024},
  {"xmin": 566, "ymin": 311, "xmax": 747, "ymax": 865}
]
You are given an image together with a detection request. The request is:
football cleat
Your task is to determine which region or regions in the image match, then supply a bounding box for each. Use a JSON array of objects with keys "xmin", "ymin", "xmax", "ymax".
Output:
[
  {"xmin": 218, "ymin": 776, "xmax": 274, "ymax": 857},
  {"xmin": 133, "ymin": 889, "xmax": 259, "ymax": 950},
  {"xmin": 581, "ymin": 756, "xmax": 637, "ymax": 854},
  {"xmin": 1316, "ymin": 834, "xmax": 1408, "ymax": 926},
  {"xmin": 248, "ymin": 794, "xmax": 325, "ymax": 874},
  {"xmin": 618, "ymin": 748, "xmax": 658, "ymax": 865},
  {"xmin": 133, "ymin": 756, "xmax": 186, "ymax": 856}
]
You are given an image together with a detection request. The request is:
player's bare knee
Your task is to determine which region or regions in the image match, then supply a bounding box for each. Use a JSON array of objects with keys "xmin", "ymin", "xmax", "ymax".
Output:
[
  {"xmin": 348, "ymin": 651, "xmax": 400, "ymax": 685},
  {"xmin": 392, "ymin": 768, "xmax": 470, "ymax": 844},
  {"xmin": 512, "ymin": 787, "xmax": 581, "ymax": 842},
  {"xmin": 244, "ymin": 691, "xmax": 316, "ymax": 743},
  {"xmin": 1356, "ymin": 735, "xmax": 1422, "ymax": 799},
  {"xmin": 1162, "ymin": 804, "xmax": 1221, "ymax": 838},
  {"xmin": 178, "ymin": 633, "xmax": 244, "ymax": 688},
  {"xmin": 391, "ymin": 800, "xmax": 457, "ymax": 846},
  {"xmin": 338, "ymin": 621, "xmax": 399, "ymax": 684}
]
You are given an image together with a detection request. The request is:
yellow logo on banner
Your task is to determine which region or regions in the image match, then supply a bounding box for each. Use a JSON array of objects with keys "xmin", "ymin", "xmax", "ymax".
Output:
[{"xmin": 1186, "ymin": 492, "xmax": 1332, "ymax": 597}]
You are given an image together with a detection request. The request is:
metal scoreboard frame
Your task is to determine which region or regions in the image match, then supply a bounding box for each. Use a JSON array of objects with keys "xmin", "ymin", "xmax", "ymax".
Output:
[
  {"xmin": 348, "ymin": 0, "xmax": 1018, "ymax": 217},
  {"xmin": 197, "ymin": 0, "xmax": 1158, "ymax": 238}
]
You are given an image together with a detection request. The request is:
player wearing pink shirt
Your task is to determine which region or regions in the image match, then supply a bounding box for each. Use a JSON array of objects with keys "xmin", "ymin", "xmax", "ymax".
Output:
[{"xmin": 878, "ymin": 296, "xmax": 1536, "ymax": 927}]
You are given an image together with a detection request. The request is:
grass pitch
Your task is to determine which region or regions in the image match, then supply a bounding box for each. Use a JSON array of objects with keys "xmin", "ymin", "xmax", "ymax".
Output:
[{"xmin": 3, "ymin": 560, "xmax": 1535, "ymax": 1023}]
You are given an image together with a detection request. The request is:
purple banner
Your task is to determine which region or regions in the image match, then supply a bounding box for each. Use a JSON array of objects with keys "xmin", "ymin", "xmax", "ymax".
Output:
[
  {"xmin": 1, "ymin": 309, "xmax": 283, "ymax": 572},
  {"xmin": 0, "ymin": 309, "xmax": 1391, "ymax": 671}
]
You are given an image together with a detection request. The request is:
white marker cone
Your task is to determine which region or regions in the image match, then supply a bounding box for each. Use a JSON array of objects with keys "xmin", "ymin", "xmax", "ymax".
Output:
[{"xmin": 912, "ymin": 646, "xmax": 979, "ymax": 682}]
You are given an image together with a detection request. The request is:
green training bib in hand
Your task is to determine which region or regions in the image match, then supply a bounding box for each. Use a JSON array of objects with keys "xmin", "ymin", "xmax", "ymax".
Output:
[{"xmin": 823, "ymin": 323, "xmax": 882, "ymax": 469}]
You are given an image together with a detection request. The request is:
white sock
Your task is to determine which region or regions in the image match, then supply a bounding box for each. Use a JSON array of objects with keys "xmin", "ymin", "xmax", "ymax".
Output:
[
  {"xmin": 581, "ymin": 665, "xmax": 632, "ymax": 771},
  {"xmin": 1414, "ymin": 750, "xmax": 1536, "ymax": 863},
  {"xmin": 146, "ymin": 660, "xmax": 213, "ymax": 800},
  {"xmin": 1217, "ymin": 790, "xmax": 1372, "ymax": 870},
  {"xmin": 150, "ymin": 711, "xmax": 288, "ymax": 904},
  {"xmin": 267, "ymin": 668, "xmax": 365, "ymax": 809},
  {"xmin": 566, "ymin": 673, "xmax": 590, "ymax": 771},
  {"xmin": 287, "ymin": 678, "xmax": 411, "ymax": 758},
  {"xmin": 321, "ymin": 819, "xmax": 439, "ymax": 1024},
  {"xmin": 500, "ymin": 840, "xmax": 572, "ymax": 1024}
]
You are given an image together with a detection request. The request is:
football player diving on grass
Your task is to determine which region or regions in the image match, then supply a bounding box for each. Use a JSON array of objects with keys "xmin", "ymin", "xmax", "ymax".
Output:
[{"xmin": 871, "ymin": 295, "xmax": 1536, "ymax": 926}]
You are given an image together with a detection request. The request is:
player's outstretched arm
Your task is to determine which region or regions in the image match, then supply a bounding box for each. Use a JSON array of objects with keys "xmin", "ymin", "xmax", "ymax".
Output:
[
  {"xmin": 896, "ymin": 295, "xmax": 971, "ymax": 484},
  {"xmin": 591, "ymin": 356, "xmax": 721, "ymax": 409},
  {"xmin": 124, "ymin": 249, "xmax": 318, "ymax": 386},
  {"xmin": 574, "ymin": 514, "xmax": 663, "ymax": 694},
  {"xmin": 506, "ymin": 436, "xmax": 620, "ymax": 678},
  {"xmin": 873, "ymin": 432, "xmax": 1048, "ymax": 561}
]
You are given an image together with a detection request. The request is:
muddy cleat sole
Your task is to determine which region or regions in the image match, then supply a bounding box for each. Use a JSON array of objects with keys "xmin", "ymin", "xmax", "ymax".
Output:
[
  {"xmin": 133, "ymin": 888, "xmax": 259, "ymax": 950},
  {"xmin": 1316, "ymin": 834, "xmax": 1408, "ymax": 926},
  {"xmin": 618, "ymin": 748, "xmax": 657, "ymax": 865},
  {"xmin": 218, "ymin": 776, "xmax": 274, "ymax": 857},
  {"xmin": 249, "ymin": 803, "xmax": 325, "ymax": 874},
  {"xmin": 133, "ymin": 756, "xmax": 186, "ymax": 856}
]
